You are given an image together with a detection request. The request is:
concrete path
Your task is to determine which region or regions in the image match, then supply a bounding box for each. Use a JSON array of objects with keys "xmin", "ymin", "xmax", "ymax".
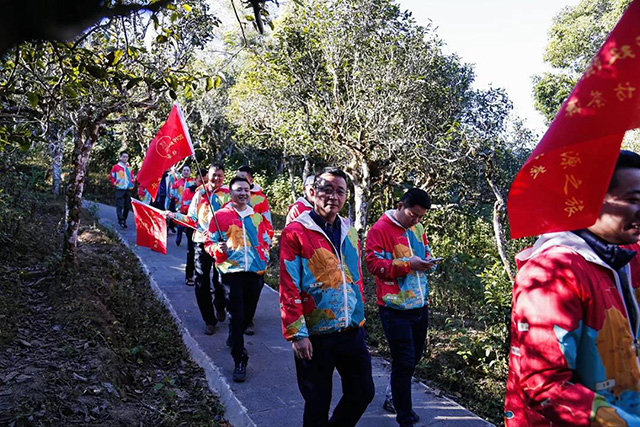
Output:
[{"xmin": 86, "ymin": 201, "xmax": 493, "ymax": 427}]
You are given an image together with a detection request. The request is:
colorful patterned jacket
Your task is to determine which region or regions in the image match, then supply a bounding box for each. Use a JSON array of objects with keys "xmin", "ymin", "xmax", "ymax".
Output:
[
  {"xmin": 279, "ymin": 211, "xmax": 365, "ymax": 341},
  {"xmin": 110, "ymin": 162, "xmax": 135, "ymax": 190},
  {"xmin": 505, "ymin": 231, "xmax": 640, "ymax": 426},
  {"xmin": 179, "ymin": 184, "xmax": 197, "ymax": 214},
  {"xmin": 365, "ymin": 210, "xmax": 434, "ymax": 310},
  {"xmin": 285, "ymin": 196, "xmax": 313, "ymax": 225},
  {"xmin": 250, "ymin": 184, "xmax": 273, "ymax": 240},
  {"xmin": 137, "ymin": 187, "xmax": 152, "ymax": 204},
  {"xmin": 174, "ymin": 184, "xmax": 230, "ymax": 243},
  {"xmin": 204, "ymin": 205, "xmax": 272, "ymax": 275},
  {"xmin": 171, "ymin": 177, "xmax": 195, "ymax": 205}
]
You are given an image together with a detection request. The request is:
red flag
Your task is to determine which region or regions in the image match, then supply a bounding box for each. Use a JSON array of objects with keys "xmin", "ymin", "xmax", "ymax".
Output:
[
  {"xmin": 136, "ymin": 104, "xmax": 194, "ymax": 200},
  {"xmin": 507, "ymin": 0, "xmax": 640, "ymax": 239},
  {"xmin": 131, "ymin": 199, "xmax": 167, "ymax": 254}
]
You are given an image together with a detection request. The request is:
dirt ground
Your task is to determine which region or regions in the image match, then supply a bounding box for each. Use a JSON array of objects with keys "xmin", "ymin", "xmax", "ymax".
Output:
[{"xmin": 0, "ymin": 195, "xmax": 229, "ymax": 426}]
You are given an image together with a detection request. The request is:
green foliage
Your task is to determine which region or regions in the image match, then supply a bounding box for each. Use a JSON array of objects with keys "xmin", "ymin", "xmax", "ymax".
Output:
[
  {"xmin": 533, "ymin": 0, "xmax": 632, "ymax": 120},
  {"xmin": 263, "ymin": 174, "xmax": 301, "ymax": 215}
]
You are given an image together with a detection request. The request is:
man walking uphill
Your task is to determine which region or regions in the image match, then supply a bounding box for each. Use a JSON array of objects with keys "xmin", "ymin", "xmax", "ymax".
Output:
[
  {"xmin": 505, "ymin": 150, "xmax": 640, "ymax": 426},
  {"xmin": 279, "ymin": 167, "xmax": 374, "ymax": 427},
  {"xmin": 365, "ymin": 188, "xmax": 437, "ymax": 427},
  {"xmin": 109, "ymin": 150, "xmax": 135, "ymax": 228}
]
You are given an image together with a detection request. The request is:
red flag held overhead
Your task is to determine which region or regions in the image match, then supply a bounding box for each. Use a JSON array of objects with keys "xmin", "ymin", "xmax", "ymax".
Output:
[
  {"xmin": 131, "ymin": 199, "xmax": 167, "ymax": 254},
  {"xmin": 136, "ymin": 104, "xmax": 194, "ymax": 200},
  {"xmin": 507, "ymin": 0, "xmax": 640, "ymax": 239}
]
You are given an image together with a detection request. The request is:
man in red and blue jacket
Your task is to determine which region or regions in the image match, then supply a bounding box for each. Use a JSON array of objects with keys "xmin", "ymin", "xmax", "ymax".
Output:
[
  {"xmin": 170, "ymin": 164, "xmax": 229, "ymax": 334},
  {"xmin": 109, "ymin": 150, "xmax": 135, "ymax": 228},
  {"xmin": 205, "ymin": 176, "xmax": 272, "ymax": 382},
  {"xmin": 236, "ymin": 165, "xmax": 274, "ymax": 335},
  {"xmin": 505, "ymin": 150, "xmax": 640, "ymax": 426},
  {"xmin": 279, "ymin": 167, "xmax": 374, "ymax": 427},
  {"xmin": 365, "ymin": 188, "xmax": 437, "ymax": 427}
]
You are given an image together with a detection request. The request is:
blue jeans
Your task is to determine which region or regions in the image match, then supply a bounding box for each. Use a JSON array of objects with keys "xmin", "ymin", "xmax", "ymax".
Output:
[
  {"xmin": 379, "ymin": 304, "xmax": 429, "ymax": 426},
  {"xmin": 294, "ymin": 328, "xmax": 375, "ymax": 426}
]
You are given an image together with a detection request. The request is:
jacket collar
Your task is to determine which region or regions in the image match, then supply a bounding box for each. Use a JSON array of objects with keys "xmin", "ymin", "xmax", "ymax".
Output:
[
  {"xmin": 296, "ymin": 196, "xmax": 313, "ymax": 208},
  {"xmin": 572, "ymin": 229, "xmax": 637, "ymax": 270},
  {"xmin": 517, "ymin": 231, "xmax": 612, "ymax": 270},
  {"xmin": 294, "ymin": 210, "xmax": 351, "ymax": 247}
]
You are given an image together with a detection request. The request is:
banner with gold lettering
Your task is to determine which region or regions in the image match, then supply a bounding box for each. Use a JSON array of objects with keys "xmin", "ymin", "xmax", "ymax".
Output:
[
  {"xmin": 136, "ymin": 103, "xmax": 194, "ymax": 200},
  {"xmin": 131, "ymin": 199, "xmax": 167, "ymax": 255},
  {"xmin": 508, "ymin": 0, "xmax": 640, "ymax": 239}
]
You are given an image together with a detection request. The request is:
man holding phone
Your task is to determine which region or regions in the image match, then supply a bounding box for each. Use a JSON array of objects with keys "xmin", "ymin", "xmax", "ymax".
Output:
[{"xmin": 365, "ymin": 188, "xmax": 437, "ymax": 427}]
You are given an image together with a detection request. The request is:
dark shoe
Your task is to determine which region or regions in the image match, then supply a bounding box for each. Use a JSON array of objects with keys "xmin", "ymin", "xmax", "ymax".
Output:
[
  {"xmin": 226, "ymin": 334, "xmax": 232, "ymax": 348},
  {"xmin": 216, "ymin": 308, "xmax": 226, "ymax": 323},
  {"xmin": 204, "ymin": 324, "xmax": 216, "ymax": 335},
  {"xmin": 122, "ymin": 222, "xmax": 128, "ymax": 229},
  {"xmin": 175, "ymin": 234, "xmax": 182, "ymax": 246},
  {"xmin": 119, "ymin": 221, "xmax": 126, "ymax": 229},
  {"xmin": 233, "ymin": 353, "xmax": 249, "ymax": 382},
  {"xmin": 185, "ymin": 278, "xmax": 195, "ymax": 286},
  {"xmin": 244, "ymin": 321, "xmax": 255, "ymax": 336},
  {"xmin": 410, "ymin": 410, "xmax": 420, "ymax": 423},
  {"xmin": 383, "ymin": 396, "xmax": 396, "ymax": 413}
]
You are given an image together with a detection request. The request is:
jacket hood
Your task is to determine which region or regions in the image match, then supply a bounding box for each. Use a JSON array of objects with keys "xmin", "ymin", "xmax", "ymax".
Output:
[
  {"xmin": 516, "ymin": 231, "xmax": 610, "ymax": 271},
  {"xmin": 296, "ymin": 196, "xmax": 313, "ymax": 208},
  {"xmin": 251, "ymin": 183, "xmax": 263, "ymax": 193}
]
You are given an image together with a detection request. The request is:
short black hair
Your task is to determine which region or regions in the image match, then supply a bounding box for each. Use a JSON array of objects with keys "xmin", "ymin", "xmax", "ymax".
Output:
[
  {"xmin": 238, "ymin": 165, "xmax": 254, "ymax": 176},
  {"xmin": 229, "ymin": 176, "xmax": 250, "ymax": 188},
  {"xmin": 609, "ymin": 150, "xmax": 640, "ymax": 190},
  {"xmin": 210, "ymin": 163, "xmax": 224, "ymax": 172},
  {"xmin": 120, "ymin": 150, "xmax": 129, "ymax": 157},
  {"xmin": 314, "ymin": 167, "xmax": 348, "ymax": 185},
  {"xmin": 400, "ymin": 188, "xmax": 431, "ymax": 209},
  {"xmin": 199, "ymin": 168, "xmax": 208, "ymax": 177}
]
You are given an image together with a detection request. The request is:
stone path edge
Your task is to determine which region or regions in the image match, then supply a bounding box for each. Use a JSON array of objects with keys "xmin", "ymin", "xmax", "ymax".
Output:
[{"xmin": 85, "ymin": 201, "xmax": 256, "ymax": 427}]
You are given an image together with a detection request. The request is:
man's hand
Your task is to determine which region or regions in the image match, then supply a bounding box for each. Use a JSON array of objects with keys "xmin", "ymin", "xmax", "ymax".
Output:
[
  {"xmin": 409, "ymin": 256, "xmax": 430, "ymax": 271},
  {"xmin": 165, "ymin": 211, "xmax": 176, "ymax": 219},
  {"xmin": 218, "ymin": 241, "xmax": 228, "ymax": 253},
  {"xmin": 292, "ymin": 338, "xmax": 313, "ymax": 360}
]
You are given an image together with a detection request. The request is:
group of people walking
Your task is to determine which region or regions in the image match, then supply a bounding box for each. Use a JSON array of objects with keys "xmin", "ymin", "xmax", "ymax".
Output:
[
  {"xmin": 110, "ymin": 149, "xmax": 640, "ymax": 427},
  {"xmin": 111, "ymin": 154, "xmax": 438, "ymax": 427}
]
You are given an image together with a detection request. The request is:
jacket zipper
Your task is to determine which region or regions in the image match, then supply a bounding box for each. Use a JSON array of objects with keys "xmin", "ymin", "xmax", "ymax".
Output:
[
  {"xmin": 405, "ymin": 230, "xmax": 424, "ymax": 305},
  {"xmin": 326, "ymin": 237, "xmax": 350, "ymax": 328},
  {"xmin": 242, "ymin": 216, "xmax": 248, "ymax": 270}
]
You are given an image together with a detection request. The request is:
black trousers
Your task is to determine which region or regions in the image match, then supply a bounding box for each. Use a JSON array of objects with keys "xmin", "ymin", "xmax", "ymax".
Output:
[
  {"xmin": 194, "ymin": 243, "xmax": 225, "ymax": 326},
  {"xmin": 294, "ymin": 328, "xmax": 375, "ymax": 427},
  {"xmin": 185, "ymin": 228, "xmax": 195, "ymax": 280},
  {"xmin": 379, "ymin": 305, "xmax": 429, "ymax": 426},
  {"xmin": 220, "ymin": 272, "xmax": 262, "ymax": 362},
  {"xmin": 115, "ymin": 189, "xmax": 131, "ymax": 223}
]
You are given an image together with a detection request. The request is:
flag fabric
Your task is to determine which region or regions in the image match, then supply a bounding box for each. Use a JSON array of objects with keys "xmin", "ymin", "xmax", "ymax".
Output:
[
  {"xmin": 507, "ymin": 0, "xmax": 640, "ymax": 239},
  {"xmin": 136, "ymin": 104, "xmax": 194, "ymax": 200},
  {"xmin": 131, "ymin": 199, "xmax": 167, "ymax": 255}
]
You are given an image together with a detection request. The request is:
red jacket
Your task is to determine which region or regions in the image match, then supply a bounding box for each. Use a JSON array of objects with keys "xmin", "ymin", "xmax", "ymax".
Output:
[
  {"xmin": 365, "ymin": 211, "xmax": 433, "ymax": 310},
  {"xmin": 286, "ymin": 196, "xmax": 313, "ymax": 225},
  {"xmin": 505, "ymin": 232, "xmax": 640, "ymax": 426}
]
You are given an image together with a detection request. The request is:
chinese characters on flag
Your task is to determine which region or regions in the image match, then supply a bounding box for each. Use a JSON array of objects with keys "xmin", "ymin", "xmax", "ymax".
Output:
[
  {"xmin": 136, "ymin": 104, "xmax": 194, "ymax": 200},
  {"xmin": 131, "ymin": 199, "xmax": 167, "ymax": 255},
  {"xmin": 507, "ymin": 0, "xmax": 640, "ymax": 239}
]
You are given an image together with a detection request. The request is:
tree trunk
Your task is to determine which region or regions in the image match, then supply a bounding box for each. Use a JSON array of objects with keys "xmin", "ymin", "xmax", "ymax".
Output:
[
  {"xmin": 287, "ymin": 155, "xmax": 297, "ymax": 202},
  {"xmin": 302, "ymin": 154, "xmax": 311, "ymax": 181},
  {"xmin": 347, "ymin": 159, "xmax": 371, "ymax": 235},
  {"xmin": 63, "ymin": 106, "xmax": 120, "ymax": 269},
  {"xmin": 48, "ymin": 128, "xmax": 64, "ymax": 196},
  {"xmin": 485, "ymin": 160, "xmax": 514, "ymax": 282}
]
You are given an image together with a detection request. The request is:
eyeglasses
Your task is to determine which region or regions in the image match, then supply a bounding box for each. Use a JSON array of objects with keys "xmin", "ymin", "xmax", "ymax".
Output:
[{"xmin": 315, "ymin": 186, "xmax": 348, "ymax": 198}]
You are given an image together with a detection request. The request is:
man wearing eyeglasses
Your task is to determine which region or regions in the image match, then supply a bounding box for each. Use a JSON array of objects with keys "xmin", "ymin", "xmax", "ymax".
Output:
[{"xmin": 279, "ymin": 167, "xmax": 375, "ymax": 427}]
